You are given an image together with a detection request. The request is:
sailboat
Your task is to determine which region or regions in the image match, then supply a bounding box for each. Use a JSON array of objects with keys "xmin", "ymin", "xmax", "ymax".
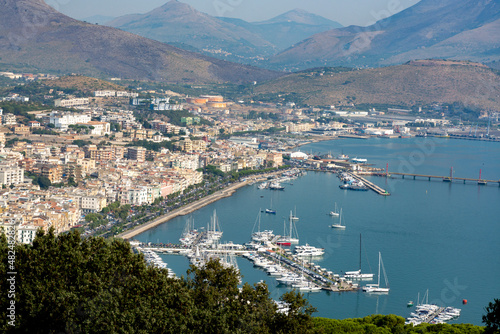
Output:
[
  {"xmin": 291, "ymin": 206, "xmax": 299, "ymax": 221},
  {"xmin": 344, "ymin": 234, "xmax": 374, "ymax": 279},
  {"xmin": 265, "ymin": 197, "xmax": 276, "ymax": 214},
  {"xmin": 329, "ymin": 202, "xmax": 340, "ymax": 217},
  {"xmin": 330, "ymin": 208, "xmax": 346, "ymax": 229},
  {"xmin": 277, "ymin": 211, "xmax": 299, "ymax": 246},
  {"xmin": 363, "ymin": 252, "xmax": 389, "ymax": 293},
  {"xmin": 179, "ymin": 216, "xmax": 198, "ymax": 246},
  {"xmin": 251, "ymin": 210, "xmax": 274, "ymax": 243}
]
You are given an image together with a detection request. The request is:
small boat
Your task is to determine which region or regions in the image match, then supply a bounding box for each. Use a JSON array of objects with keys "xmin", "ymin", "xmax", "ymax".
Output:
[
  {"xmin": 291, "ymin": 206, "xmax": 299, "ymax": 221},
  {"xmin": 339, "ymin": 181, "xmax": 369, "ymax": 191},
  {"xmin": 363, "ymin": 252, "xmax": 389, "ymax": 293},
  {"xmin": 407, "ymin": 301, "xmax": 414, "ymax": 307},
  {"xmin": 266, "ymin": 198, "xmax": 276, "ymax": 214},
  {"xmin": 331, "ymin": 208, "xmax": 346, "ymax": 229},
  {"xmin": 329, "ymin": 202, "xmax": 340, "ymax": 217},
  {"xmin": 336, "ymin": 151, "xmax": 349, "ymax": 160}
]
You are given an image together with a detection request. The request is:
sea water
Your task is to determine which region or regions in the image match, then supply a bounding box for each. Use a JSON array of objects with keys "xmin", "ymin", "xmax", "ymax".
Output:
[{"xmin": 135, "ymin": 137, "xmax": 500, "ymax": 325}]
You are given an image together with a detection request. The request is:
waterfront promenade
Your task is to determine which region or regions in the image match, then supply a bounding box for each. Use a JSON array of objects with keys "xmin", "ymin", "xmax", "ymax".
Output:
[{"xmin": 118, "ymin": 171, "xmax": 284, "ymax": 240}]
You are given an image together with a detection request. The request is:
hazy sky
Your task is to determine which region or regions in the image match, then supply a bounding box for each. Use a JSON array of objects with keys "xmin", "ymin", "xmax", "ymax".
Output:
[{"xmin": 47, "ymin": 0, "xmax": 421, "ymax": 26}]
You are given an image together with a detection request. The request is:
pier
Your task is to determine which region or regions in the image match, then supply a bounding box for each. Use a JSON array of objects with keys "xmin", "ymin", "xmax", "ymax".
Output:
[
  {"xmin": 347, "ymin": 172, "xmax": 391, "ymax": 196},
  {"xmin": 248, "ymin": 250, "xmax": 358, "ymax": 292},
  {"xmin": 372, "ymin": 172, "xmax": 500, "ymax": 186},
  {"xmin": 423, "ymin": 307, "xmax": 445, "ymax": 323}
]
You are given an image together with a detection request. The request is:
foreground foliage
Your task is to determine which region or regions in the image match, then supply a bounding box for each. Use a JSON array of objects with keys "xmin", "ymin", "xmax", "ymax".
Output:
[
  {"xmin": 0, "ymin": 230, "xmax": 493, "ymax": 333},
  {"xmin": 313, "ymin": 315, "xmax": 485, "ymax": 333},
  {"xmin": 0, "ymin": 230, "xmax": 315, "ymax": 333}
]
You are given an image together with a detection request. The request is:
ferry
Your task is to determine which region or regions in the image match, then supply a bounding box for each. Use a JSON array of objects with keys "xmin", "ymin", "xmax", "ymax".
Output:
[
  {"xmin": 351, "ymin": 157, "xmax": 368, "ymax": 163},
  {"xmin": 269, "ymin": 182, "xmax": 285, "ymax": 190},
  {"xmin": 339, "ymin": 182, "xmax": 369, "ymax": 191}
]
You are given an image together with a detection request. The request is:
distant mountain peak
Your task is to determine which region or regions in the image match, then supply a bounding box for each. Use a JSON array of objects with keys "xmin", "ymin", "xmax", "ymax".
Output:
[
  {"xmin": 271, "ymin": 0, "xmax": 500, "ymax": 69},
  {"xmin": 258, "ymin": 8, "xmax": 342, "ymax": 27},
  {"xmin": 0, "ymin": 0, "xmax": 281, "ymax": 83}
]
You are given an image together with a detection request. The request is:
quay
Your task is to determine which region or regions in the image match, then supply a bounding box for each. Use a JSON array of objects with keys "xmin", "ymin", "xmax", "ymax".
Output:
[
  {"xmin": 347, "ymin": 172, "xmax": 391, "ymax": 196},
  {"xmin": 371, "ymin": 172, "xmax": 500, "ymax": 186}
]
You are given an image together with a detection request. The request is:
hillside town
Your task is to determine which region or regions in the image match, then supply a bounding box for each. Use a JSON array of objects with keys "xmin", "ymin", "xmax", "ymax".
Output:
[{"xmin": 1, "ymin": 72, "xmax": 499, "ymax": 244}]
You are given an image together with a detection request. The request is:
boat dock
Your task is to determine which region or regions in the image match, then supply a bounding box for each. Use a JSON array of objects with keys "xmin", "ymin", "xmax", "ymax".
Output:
[
  {"xmin": 250, "ymin": 250, "xmax": 358, "ymax": 292},
  {"xmin": 347, "ymin": 172, "xmax": 391, "ymax": 196},
  {"xmin": 134, "ymin": 241, "xmax": 359, "ymax": 293},
  {"xmin": 423, "ymin": 307, "xmax": 445, "ymax": 323}
]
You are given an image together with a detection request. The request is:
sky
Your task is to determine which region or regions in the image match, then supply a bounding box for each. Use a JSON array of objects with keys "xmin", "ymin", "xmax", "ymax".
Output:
[{"xmin": 47, "ymin": 0, "xmax": 421, "ymax": 26}]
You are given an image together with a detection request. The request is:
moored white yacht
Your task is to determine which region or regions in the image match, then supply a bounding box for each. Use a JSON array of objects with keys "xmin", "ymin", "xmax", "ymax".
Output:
[
  {"xmin": 294, "ymin": 244, "xmax": 325, "ymax": 257},
  {"xmin": 362, "ymin": 252, "xmax": 389, "ymax": 293}
]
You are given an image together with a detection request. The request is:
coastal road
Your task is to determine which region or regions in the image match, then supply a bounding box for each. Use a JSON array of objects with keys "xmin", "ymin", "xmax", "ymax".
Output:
[
  {"xmin": 117, "ymin": 180, "xmax": 251, "ymax": 240},
  {"xmin": 117, "ymin": 170, "xmax": 285, "ymax": 240}
]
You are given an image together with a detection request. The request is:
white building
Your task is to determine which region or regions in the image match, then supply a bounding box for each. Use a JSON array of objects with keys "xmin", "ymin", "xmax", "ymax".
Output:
[
  {"xmin": 228, "ymin": 137, "xmax": 259, "ymax": 148},
  {"xmin": 94, "ymin": 90, "xmax": 116, "ymax": 97},
  {"xmin": 171, "ymin": 155, "xmax": 200, "ymax": 170},
  {"xmin": 79, "ymin": 195, "xmax": 107, "ymax": 213},
  {"xmin": 2, "ymin": 113, "xmax": 17, "ymax": 125},
  {"xmin": 152, "ymin": 102, "xmax": 184, "ymax": 111},
  {"xmin": 116, "ymin": 91, "xmax": 139, "ymax": 98},
  {"xmin": 81, "ymin": 121, "xmax": 111, "ymax": 136},
  {"xmin": 119, "ymin": 187, "xmax": 148, "ymax": 206},
  {"xmin": 0, "ymin": 162, "xmax": 25, "ymax": 186},
  {"xmin": 17, "ymin": 224, "xmax": 39, "ymax": 244},
  {"xmin": 49, "ymin": 112, "xmax": 91, "ymax": 129},
  {"xmin": 54, "ymin": 98, "xmax": 89, "ymax": 108}
]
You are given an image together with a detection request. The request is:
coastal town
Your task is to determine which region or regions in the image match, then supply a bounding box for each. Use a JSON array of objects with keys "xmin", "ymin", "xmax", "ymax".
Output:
[
  {"xmin": 1, "ymin": 0, "xmax": 500, "ymax": 331},
  {"xmin": 0, "ymin": 71, "xmax": 499, "ymax": 244}
]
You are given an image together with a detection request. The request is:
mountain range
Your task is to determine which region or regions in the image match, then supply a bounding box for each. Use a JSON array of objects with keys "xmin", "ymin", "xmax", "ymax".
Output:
[
  {"xmin": 270, "ymin": 0, "xmax": 500, "ymax": 70},
  {"xmin": 106, "ymin": 1, "xmax": 342, "ymax": 65},
  {"xmin": 0, "ymin": 0, "xmax": 281, "ymax": 83}
]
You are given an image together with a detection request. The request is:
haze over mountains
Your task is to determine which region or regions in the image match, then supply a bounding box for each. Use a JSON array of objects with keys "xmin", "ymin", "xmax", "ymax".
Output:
[
  {"xmin": 0, "ymin": 0, "xmax": 281, "ymax": 83},
  {"xmin": 106, "ymin": 0, "xmax": 342, "ymax": 65},
  {"xmin": 271, "ymin": 0, "xmax": 500, "ymax": 70}
]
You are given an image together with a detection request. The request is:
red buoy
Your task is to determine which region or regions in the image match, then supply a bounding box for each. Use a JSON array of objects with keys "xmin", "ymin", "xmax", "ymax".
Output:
[{"xmin": 463, "ymin": 299, "xmax": 468, "ymax": 305}]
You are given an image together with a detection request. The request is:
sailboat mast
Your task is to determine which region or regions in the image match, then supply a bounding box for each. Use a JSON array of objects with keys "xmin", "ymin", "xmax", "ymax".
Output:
[
  {"xmin": 289, "ymin": 211, "xmax": 292, "ymax": 239},
  {"xmin": 377, "ymin": 252, "xmax": 381, "ymax": 287},
  {"xmin": 359, "ymin": 234, "xmax": 362, "ymax": 271}
]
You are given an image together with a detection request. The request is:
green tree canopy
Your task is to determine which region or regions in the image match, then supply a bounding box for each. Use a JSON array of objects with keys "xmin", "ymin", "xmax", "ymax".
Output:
[
  {"xmin": 483, "ymin": 298, "xmax": 500, "ymax": 334},
  {"xmin": 0, "ymin": 230, "xmax": 316, "ymax": 333}
]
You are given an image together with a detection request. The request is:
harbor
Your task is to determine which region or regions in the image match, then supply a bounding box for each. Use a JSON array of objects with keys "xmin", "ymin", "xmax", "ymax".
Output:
[
  {"xmin": 132, "ymin": 209, "xmax": 360, "ymax": 293},
  {"xmin": 131, "ymin": 137, "xmax": 500, "ymax": 325}
]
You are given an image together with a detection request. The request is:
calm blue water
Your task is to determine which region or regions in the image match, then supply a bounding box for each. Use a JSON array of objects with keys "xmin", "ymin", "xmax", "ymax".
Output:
[{"xmin": 135, "ymin": 138, "xmax": 500, "ymax": 325}]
